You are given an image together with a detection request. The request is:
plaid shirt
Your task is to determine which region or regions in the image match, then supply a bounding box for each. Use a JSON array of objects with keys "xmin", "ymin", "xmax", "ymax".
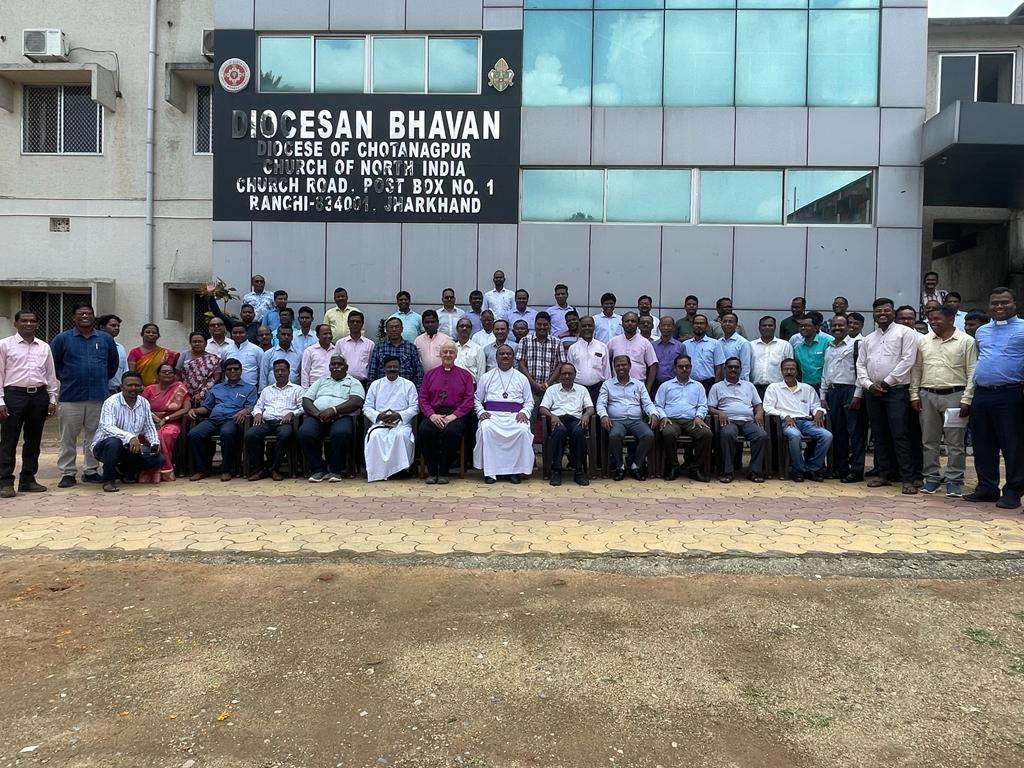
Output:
[
  {"xmin": 367, "ymin": 339, "xmax": 424, "ymax": 387},
  {"xmin": 516, "ymin": 334, "xmax": 565, "ymax": 382}
]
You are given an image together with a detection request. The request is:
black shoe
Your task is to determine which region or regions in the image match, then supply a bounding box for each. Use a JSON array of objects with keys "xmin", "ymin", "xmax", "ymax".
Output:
[
  {"xmin": 664, "ymin": 466, "xmax": 681, "ymax": 482},
  {"xmin": 82, "ymin": 473, "xmax": 103, "ymax": 484},
  {"xmin": 963, "ymin": 491, "xmax": 1000, "ymax": 503},
  {"xmin": 996, "ymin": 496, "xmax": 1021, "ymax": 510},
  {"xmin": 549, "ymin": 471, "xmax": 562, "ymax": 487},
  {"xmin": 57, "ymin": 476, "xmax": 77, "ymax": 488},
  {"xmin": 574, "ymin": 472, "xmax": 589, "ymax": 487},
  {"xmin": 0, "ymin": 486, "xmax": 14, "ymax": 499},
  {"xmin": 840, "ymin": 473, "xmax": 863, "ymax": 484},
  {"xmin": 484, "ymin": 476, "xmax": 496, "ymax": 484},
  {"xmin": 17, "ymin": 481, "xmax": 47, "ymax": 493},
  {"xmin": 864, "ymin": 468, "xmax": 879, "ymax": 477},
  {"xmin": 509, "ymin": 474, "xmax": 521, "ymax": 484},
  {"xmin": 612, "ymin": 469, "xmax": 625, "ymax": 481},
  {"xmin": 805, "ymin": 471, "xmax": 825, "ymax": 482},
  {"xmin": 790, "ymin": 472, "xmax": 805, "ymax": 483},
  {"xmin": 628, "ymin": 467, "xmax": 642, "ymax": 481},
  {"xmin": 689, "ymin": 469, "xmax": 710, "ymax": 483}
]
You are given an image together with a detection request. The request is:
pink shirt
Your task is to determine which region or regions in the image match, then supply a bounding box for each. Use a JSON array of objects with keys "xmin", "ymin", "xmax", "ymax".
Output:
[
  {"xmin": 607, "ymin": 333, "xmax": 658, "ymax": 382},
  {"xmin": 414, "ymin": 332, "xmax": 452, "ymax": 373},
  {"xmin": 335, "ymin": 335, "xmax": 374, "ymax": 381},
  {"xmin": 0, "ymin": 334, "xmax": 59, "ymax": 405},
  {"xmin": 566, "ymin": 338, "xmax": 611, "ymax": 387},
  {"xmin": 300, "ymin": 343, "xmax": 336, "ymax": 388}
]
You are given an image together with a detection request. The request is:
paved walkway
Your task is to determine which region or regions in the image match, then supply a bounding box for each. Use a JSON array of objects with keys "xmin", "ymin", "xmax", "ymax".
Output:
[{"xmin": 1, "ymin": 450, "xmax": 1023, "ymax": 558}]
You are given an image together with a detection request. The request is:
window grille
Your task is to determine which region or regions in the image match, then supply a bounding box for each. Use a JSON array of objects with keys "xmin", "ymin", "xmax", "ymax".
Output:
[
  {"xmin": 195, "ymin": 85, "xmax": 212, "ymax": 154},
  {"xmin": 21, "ymin": 291, "xmax": 92, "ymax": 342},
  {"xmin": 22, "ymin": 85, "xmax": 102, "ymax": 154}
]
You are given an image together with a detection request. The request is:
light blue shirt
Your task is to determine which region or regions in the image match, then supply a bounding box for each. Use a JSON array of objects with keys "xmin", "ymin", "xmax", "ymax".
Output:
[
  {"xmin": 596, "ymin": 377, "xmax": 657, "ymax": 421},
  {"xmin": 683, "ymin": 336, "xmax": 725, "ymax": 381},
  {"xmin": 655, "ymin": 377, "xmax": 708, "ymax": 421},
  {"xmin": 261, "ymin": 345, "xmax": 302, "ymax": 385},
  {"xmin": 593, "ymin": 313, "xmax": 623, "ymax": 344},
  {"xmin": 221, "ymin": 340, "xmax": 265, "ymax": 389},
  {"xmin": 718, "ymin": 334, "xmax": 752, "ymax": 381},
  {"xmin": 974, "ymin": 316, "xmax": 1024, "ymax": 387},
  {"xmin": 292, "ymin": 329, "xmax": 317, "ymax": 356},
  {"xmin": 708, "ymin": 379, "xmax": 761, "ymax": 422},
  {"xmin": 108, "ymin": 341, "xmax": 127, "ymax": 390},
  {"xmin": 508, "ymin": 307, "xmax": 537, "ymax": 333},
  {"xmin": 265, "ymin": 309, "xmax": 298, "ymax": 335},
  {"xmin": 388, "ymin": 310, "xmax": 424, "ymax": 343}
]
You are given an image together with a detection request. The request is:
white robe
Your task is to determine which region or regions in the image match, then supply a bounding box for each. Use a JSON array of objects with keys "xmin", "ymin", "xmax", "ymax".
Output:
[
  {"xmin": 362, "ymin": 376, "xmax": 419, "ymax": 482},
  {"xmin": 473, "ymin": 367, "xmax": 534, "ymax": 478}
]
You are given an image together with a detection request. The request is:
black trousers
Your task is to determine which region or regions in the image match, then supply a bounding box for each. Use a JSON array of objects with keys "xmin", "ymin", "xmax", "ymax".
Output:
[
  {"xmin": 549, "ymin": 415, "xmax": 587, "ymax": 471},
  {"xmin": 864, "ymin": 386, "xmax": 914, "ymax": 483},
  {"xmin": 970, "ymin": 385, "xmax": 1024, "ymax": 499},
  {"xmin": 418, "ymin": 416, "xmax": 465, "ymax": 476},
  {"xmin": 0, "ymin": 387, "xmax": 49, "ymax": 485},
  {"xmin": 92, "ymin": 437, "xmax": 164, "ymax": 483},
  {"xmin": 244, "ymin": 421, "xmax": 295, "ymax": 472}
]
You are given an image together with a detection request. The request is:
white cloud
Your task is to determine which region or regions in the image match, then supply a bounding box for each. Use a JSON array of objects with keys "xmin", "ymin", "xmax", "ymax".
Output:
[{"xmin": 524, "ymin": 52, "xmax": 590, "ymax": 106}]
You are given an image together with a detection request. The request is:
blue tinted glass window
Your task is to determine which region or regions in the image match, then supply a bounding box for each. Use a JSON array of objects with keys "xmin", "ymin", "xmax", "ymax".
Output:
[
  {"xmin": 736, "ymin": 11, "xmax": 807, "ymax": 106},
  {"xmin": 596, "ymin": 0, "xmax": 664, "ymax": 7},
  {"xmin": 810, "ymin": 0, "xmax": 878, "ymax": 7},
  {"xmin": 738, "ymin": 0, "xmax": 806, "ymax": 7},
  {"xmin": 808, "ymin": 10, "xmax": 878, "ymax": 106},
  {"xmin": 260, "ymin": 37, "xmax": 312, "ymax": 92},
  {"xmin": 373, "ymin": 37, "xmax": 425, "ymax": 92},
  {"xmin": 525, "ymin": 0, "xmax": 592, "ymax": 7},
  {"xmin": 428, "ymin": 38, "xmax": 479, "ymax": 93},
  {"xmin": 315, "ymin": 38, "xmax": 364, "ymax": 93},
  {"xmin": 593, "ymin": 12, "xmax": 664, "ymax": 105},
  {"xmin": 664, "ymin": 11, "xmax": 735, "ymax": 106},
  {"xmin": 667, "ymin": 1, "xmax": 734, "ymax": 7},
  {"xmin": 523, "ymin": 11, "xmax": 593, "ymax": 106},
  {"xmin": 700, "ymin": 170, "xmax": 783, "ymax": 224},
  {"xmin": 786, "ymin": 170, "xmax": 873, "ymax": 224},
  {"xmin": 607, "ymin": 170, "xmax": 692, "ymax": 222},
  {"xmin": 521, "ymin": 170, "xmax": 605, "ymax": 222}
]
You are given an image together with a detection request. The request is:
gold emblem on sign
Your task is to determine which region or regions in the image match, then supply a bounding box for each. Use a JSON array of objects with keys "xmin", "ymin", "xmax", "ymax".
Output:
[{"xmin": 487, "ymin": 58, "xmax": 515, "ymax": 92}]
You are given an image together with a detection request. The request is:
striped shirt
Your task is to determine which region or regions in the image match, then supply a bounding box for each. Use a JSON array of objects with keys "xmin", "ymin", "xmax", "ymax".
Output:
[{"xmin": 92, "ymin": 392, "xmax": 160, "ymax": 449}]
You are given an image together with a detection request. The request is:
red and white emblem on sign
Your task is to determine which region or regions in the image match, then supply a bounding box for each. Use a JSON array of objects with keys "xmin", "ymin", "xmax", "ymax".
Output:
[{"xmin": 218, "ymin": 58, "xmax": 251, "ymax": 93}]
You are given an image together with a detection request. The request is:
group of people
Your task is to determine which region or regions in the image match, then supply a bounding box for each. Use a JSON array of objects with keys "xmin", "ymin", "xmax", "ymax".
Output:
[{"xmin": 0, "ymin": 270, "xmax": 1021, "ymax": 510}]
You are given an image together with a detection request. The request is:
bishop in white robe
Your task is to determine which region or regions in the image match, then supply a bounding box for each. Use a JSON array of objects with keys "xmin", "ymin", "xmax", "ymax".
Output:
[
  {"xmin": 362, "ymin": 364, "xmax": 419, "ymax": 482},
  {"xmin": 474, "ymin": 344, "xmax": 535, "ymax": 482}
]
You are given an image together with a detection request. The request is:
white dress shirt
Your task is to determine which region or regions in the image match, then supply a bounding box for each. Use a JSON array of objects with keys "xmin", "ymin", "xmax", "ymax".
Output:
[
  {"xmin": 592, "ymin": 313, "xmax": 624, "ymax": 343},
  {"xmin": 540, "ymin": 382, "xmax": 593, "ymax": 418},
  {"xmin": 482, "ymin": 289, "xmax": 515, "ymax": 322},
  {"xmin": 92, "ymin": 392, "xmax": 160, "ymax": 448},
  {"xmin": 820, "ymin": 339, "xmax": 860, "ymax": 399},
  {"xmin": 763, "ymin": 381, "xmax": 826, "ymax": 419},
  {"xmin": 472, "ymin": 329, "xmax": 496, "ymax": 347},
  {"xmin": 436, "ymin": 307, "xmax": 467, "ymax": 338},
  {"xmin": 750, "ymin": 337, "xmax": 794, "ymax": 385},
  {"xmin": 253, "ymin": 381, "xmax": 304, "ymax": 420},
  {"xmin": 856, "ymin": 323, "xmax": 919, "ymax": 389},
  {"xmin": 454, "ymin": 339, "xmax": 486, "ymax": 383},
  {"xmin": 566, "ymin": 338, "xmax": 611, "ymax": 387}
]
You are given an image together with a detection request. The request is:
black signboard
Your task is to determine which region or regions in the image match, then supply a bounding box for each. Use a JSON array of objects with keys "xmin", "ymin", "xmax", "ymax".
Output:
[{"xmin": 213, "ymin": 30, "xmax": 522, "ymax": 224}]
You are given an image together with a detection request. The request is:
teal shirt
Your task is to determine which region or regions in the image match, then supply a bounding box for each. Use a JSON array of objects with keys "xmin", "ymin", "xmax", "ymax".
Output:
[
  {"xmin": 793, "ymin": 336, "xmax": 831, "ymax": 386},
  {"xmin": 388, "ymin": 310, "xmax": 424, "ymax": 343}
]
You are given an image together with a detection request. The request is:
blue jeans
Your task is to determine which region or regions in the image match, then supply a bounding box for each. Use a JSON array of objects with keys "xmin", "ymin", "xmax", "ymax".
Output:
[{"xmin": 782, "ymin": 419, "xmax": 832, "ymax": 474}]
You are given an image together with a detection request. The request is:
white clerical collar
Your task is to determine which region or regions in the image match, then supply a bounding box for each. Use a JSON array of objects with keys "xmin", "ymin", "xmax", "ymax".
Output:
[{"xmin": 995, "ymin": 319, "xmax": 1009, "ymax": 325}]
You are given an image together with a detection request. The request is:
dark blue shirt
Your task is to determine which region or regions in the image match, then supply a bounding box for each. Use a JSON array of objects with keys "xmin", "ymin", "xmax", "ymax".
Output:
[
  {"xmin": 201, "ymin": 379, "xmax": 258, "ymax": 423},
  {"xmin": 50, "ymin": 327, "xmax": 119, "ymax": 402},
  {"xmin": 974, "ymin": 316, "xmax": 1024, "ymax": 387},
  {"xmin": 367, "ymin": 339, "xmax": 424, "ymax": 387}
]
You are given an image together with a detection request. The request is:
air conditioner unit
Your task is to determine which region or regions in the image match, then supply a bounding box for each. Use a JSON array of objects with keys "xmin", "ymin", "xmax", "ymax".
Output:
[
  {"xmin": 23, "ymin": 29, "xmax": 69, "ymax": 63},
  {"xmin": 201, "ymin": 28, "xmax": 214, "ymax": 61}
]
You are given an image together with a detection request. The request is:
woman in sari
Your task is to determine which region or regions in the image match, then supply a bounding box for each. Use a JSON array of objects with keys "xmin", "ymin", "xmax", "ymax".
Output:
[
  {"xmin": 180, "ymin": 331, "xmax": 222, "ymax": 406},
  {"xmin": 139, "ymin": 363, "xmax": 190, "ymax": 482},
  {"xmin": 127, "ymin": 323, "xmax": 181, "ymax": 386}
]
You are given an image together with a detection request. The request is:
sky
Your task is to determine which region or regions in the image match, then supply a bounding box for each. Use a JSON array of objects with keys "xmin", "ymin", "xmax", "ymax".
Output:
[{"xmin": 929, "ymin": 0, "xmax": 1020, "ymax": 17}]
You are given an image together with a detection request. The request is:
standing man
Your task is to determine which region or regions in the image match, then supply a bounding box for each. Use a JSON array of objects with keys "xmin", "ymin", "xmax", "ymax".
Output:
[
  {"xmin": 464, "ymin": 290, "xmax": 485, "ymax": 333},
  {"xmin": 750, "ymin": 316, "xmax": 792, "ymax": 398},
  {"xmin": 708, "ymin": 297, "xmax": 749, "ymax": 340},
  {"xmin": 0, "ymin": 310, "xmax": 58, "ymax": 497},
  {"xmin": 540, "ymin": 362, "xmax": 594, "ymax": 487},
  {"xmin": 674, "ymin": 295, "xmax": 700, "ymax": 341},
  {"xmin": 854, "ymin": 297, "xmax": 920, "ymax": 495},
  {"xmin": 820, "ymin": 297, "xmax": 848, "ymax": 334},
  {"xmin": 51, "ymin": 303, "xmax": 119, "ymax": 487},
  {"xmin": 204, "ymin": 316, "xmax": 232, "ymax": 358},
  {"xmin": 323, "ymin": 287, "xmax": 360, "ymax": 343},
  {"xmin": 546, "ymin": 284, "xmax": 575, "ymax": 338},
  {"xmin": 367, "ymin": 317, "xmax": 424, "ymax": 387},
  {"xmin": 598, "ymin": 355, "xmax": 660, "ymax": 481},
  {"xmin": 389, "ymin": 291, "xmax": 424, "ymax": 342},
  {"xmin": 453, "ymin": 318, "xmax": 486, "ymax": 384},
  {"xmin": 653, "ymin": 316, "xmax": 685, "ymax": 392},
  {"xmin": 221, "ymin": 324, "xmax": 264, "ymax": 390},
  {"xmin": 820, "ymin": 314, "xmax": 864, "ymax": 483},
  {"xmin": 414, "ymin": 310, "xmax": 453, "ymax": 373},
  {"xmin": 482, "ymin": 270, "xmax": 515, "ymax": 323},
  {"xmin": 779, "ymin": 297, "xmax": 806, "ymax": 341},
  {"xmin": 264, "ymin": 290, "xmax": 291, "ymax": 334},
  {"xmin": 682, "ymin": 315, "xmax": 724, "ymax": 393},
  {"xmin": 764, "ymin": 359, "xmax": 832, "ymax": 483},
  {"xmin": 242, "ymin": 274, "xmax": 275, "ymax": 323},
  {"xmin": 436, "ymin": 288, "xmax": 466, "ymax": 338},
  {"xmin": 97, "ymin": 314, "xmax": 128, "ymax": 393},
  {"xmin": 965, "ymin": 287, "xmax": 1024, "ymax": 508},
  {"xmin": 301, "ymin": 325, "xmax": 338, "ymax": 388},
  {"xmin": 716, "ymin": 312, "xmax": 752, "ymax": 381},
  {"xmin": 943, "ymin": 292, "xmax": 968, "ymax": 331},
  {"xmin": 656, "ymin": 354, "xmax": 712, "ymax": 482},
  {"xmin": 593, "ymin": 292, "xmax": 624, "ymax": 343},
  {"xmin": 207, "ymin": 298, "xmax": 260, "ymax": 343},
  {"xmin": 911, "ymin": 305, "xmax": 976, "ymax": 498},
  {"xmin": 637, "ymin": 295, "xmax": 654, "ymax": 321},
  {"xmin": 607, "ymin": 311, "xmax": 658, "ymax": 393},
  {"xmin": 921, "ymin": 271, "xmax": 947, "ymax": 318},
  {"xmin": 846, "ymin": 312, "xmax": 866, "ymax": 342},
  {"xmin": 709, "ymin": 357, "xmax": 768, "ymax": 483},
  {"xmin": 335, "ymin": 311, "xmax": 374, "ymax": 386},
  {"xmin": 472, "ymin": 310, "xmax": 497, "ymax": 348},
  {"xmin": 245, "ymin": 359, "xmax": 304, "ymax": 481},
  {"xmin": 566, "ymin": 315, "xmax": 610, "ymax": 405},
  {"xmin": 256, "ymin": 325, "xmax": 274, "ymax": 352},
  {"xmin": 792, "ymin": 314, "xmax": 830, "ymax": 391},
  {"xmin": 483, "ymin": 319, "xmax": 510, "ymax": 373},
  {"xmin": 260, "ymin": 324, "xmax": 302, "ymax": 385},
  {"xmin": 509, "ymin": 289, "xmax": 538, "ymax": 333},
  {"xmin": 293, "ymin": 306, "xmax": 318, "ymax": 355},
  {"xmin": 517, "ymin": 311, "xmax": 565, "ymax": 407}
]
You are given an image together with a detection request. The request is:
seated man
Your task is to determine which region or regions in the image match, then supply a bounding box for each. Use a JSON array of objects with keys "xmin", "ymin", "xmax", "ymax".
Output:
[
  {"xmin": 245, "ymin": 358, "xmax": 303, "ymax": 481},
  {"xmin": 708, "ymin": 356, "xmax": 769, "ymax": 483},
  {"xmin": 475, "ymin": 344, "xmax": 535, "ymax": 484},
  {"xmin": 763, "ymin": 358, "xmax": 832, "ymax": 483},
  {"xmin": 363, "ymin": 356, "xmax": 420, "ymax": 482},
  {"xmin": 597, "ymin": 355, "xmax": 660, "ymax": 481},
  {"xmin": 187, "ymin": 359, "xmax": 257, "ymax": 481},
  {"xmin": 91, "ymin": 371, "xmax": 164, "ymax": 493},
  {"xmin": 299, "ymin": 354, "xmax": 365, "ymax": 482},
  {"xmin": 539, "ymin": 362, "xmax": 594, "ymax": 487},
  {"xmin": 655, "ymin": 354, "xmax": 712, "ymax": 483},
  {"xmin": 418, "ymin": 341, "xmax": 475, "ymax": 485}
]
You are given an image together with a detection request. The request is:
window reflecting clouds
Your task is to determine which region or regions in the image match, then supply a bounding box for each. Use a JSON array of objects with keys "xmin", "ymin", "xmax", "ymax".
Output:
[
  {"xmin": 523, "ymin": 11, "xmax": 593, "ymax": 105},
  {"xmin": 700, "ymin": 170, "xmax": 784, "ymax": 225}
]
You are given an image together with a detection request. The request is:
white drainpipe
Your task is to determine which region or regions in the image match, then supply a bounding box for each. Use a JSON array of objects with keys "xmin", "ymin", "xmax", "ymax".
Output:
[{"xmin": 144, "ymin": 0, "xmax": 158, "ymax": 320}]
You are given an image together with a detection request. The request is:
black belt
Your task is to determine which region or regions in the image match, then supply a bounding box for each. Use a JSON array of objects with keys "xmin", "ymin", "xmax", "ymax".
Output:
[
  {"xmin": 920, "ymin": 386, "xmax": 965, "ymax": 395},
  {"xmin": 977, "ymin": 383, "xmax": 1023, "ymax": 391},
  {"xmin": 3, "ymin": 385, "xmax": 47, "ymax": 394}
]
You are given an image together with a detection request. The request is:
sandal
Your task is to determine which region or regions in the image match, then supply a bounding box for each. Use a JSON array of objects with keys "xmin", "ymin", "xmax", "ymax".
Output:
[{"xmin": 719, "ymin": 474, "xmax": 734, "ymax": 484}]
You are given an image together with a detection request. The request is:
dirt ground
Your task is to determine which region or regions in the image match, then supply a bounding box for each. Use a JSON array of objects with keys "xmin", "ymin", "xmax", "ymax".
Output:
[{"xmin": 0, "ymin": 555, "xmax": 1022, "ymax": 768}]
